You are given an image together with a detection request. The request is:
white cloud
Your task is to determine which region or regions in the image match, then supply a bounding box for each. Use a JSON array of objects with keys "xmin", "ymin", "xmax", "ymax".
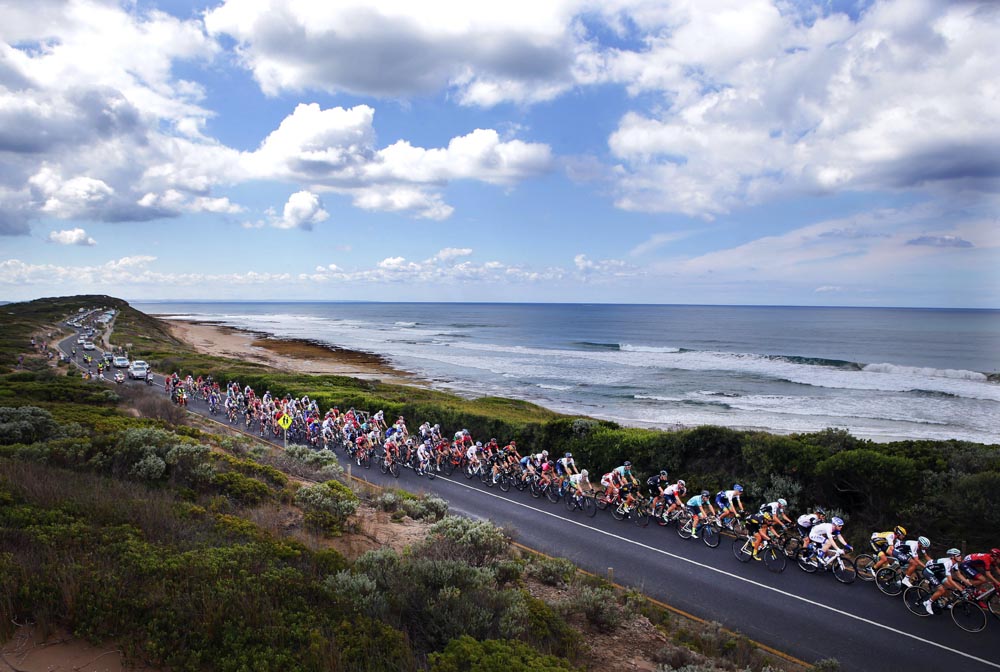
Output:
[
  {"xmin": 204, "ymin": 0, "xmax": 584, "ymax": 104},
  {"xmin": 276, "ymin": 191, "xmax": 329, "ymax": 230},
  {"xmin": 604, "ymin": 0, "xmax": 1000, "ymax": 216},
  {"xmin": 47, "ymin": 227, "xmax": 96, "ymax": 246},
  {"xmin": 629, "ymin": 232, "xmax": 690, "ymax": 257},
  {"xmin": 430, "ymin": 248, "xmax": 474, "ymax": 262}
]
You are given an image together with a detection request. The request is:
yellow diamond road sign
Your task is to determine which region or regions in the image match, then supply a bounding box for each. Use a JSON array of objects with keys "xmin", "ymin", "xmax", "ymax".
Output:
[{"xmin": 278, "ymin": 414, "xmax": 292, "ymax": 430}]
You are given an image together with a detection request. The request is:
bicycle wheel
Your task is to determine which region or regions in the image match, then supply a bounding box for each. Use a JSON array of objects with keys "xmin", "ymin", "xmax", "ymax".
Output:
[
  {"xmin": 783, "ymin": 536, "xmax": 802, "ymax": 559},
  {"xmin": 480, "ymin": 468, "xmax": 491, "ymax": 486},
  {"xmin": 797, "ymin": 549, "xmax": 819, "ymax": 573},
  {"xmin": 498, "ymin": 473, "xmax": 511, "ymax": 492},
  {"xmin": 732, "ymin": 537, "xmax": 752, "ymax": 563},
  {"xmin": 530, "ymin": 481, "xmax": 542, "ymax": 499},
  {"xmin": 677, "ymin": 516, "xmax": 693, "ymax": 539},
  {"xmin": 565, "ymin": 493, "xmax": 578, "ymax": 512},
  {"xmin": 834, "ymin": 557, "xmax": 857, "ymax": 584},
  {"xmin": 633, "ymin": 506, "xmax": 649, "ymax": 528},
  {"xmin": 854, "ymin": 554, "xmax": 876, "ymax": 582},
  {"xmin": 514, "ymin": 475, "xmax": 529, "ymax": 492},
  {"xmin": 379, "ymin": 458, "xmax": 389, "ymax": 475},
  {"xmin": 702, "ymin": 523, "xmax": 720, "ymax": 548},
  {"xmin": 465, "ymin": 463, "xmax": 476, "ymax": 479},
  {"xmin": 426, "ymin": 466, "xmax": 436, "ymax": 481},
  {"xmin": 730, "ymin": 517, "xmax": 747, "ymax": 537},
  {"xmin": 594, "ymin": 494, "xmax": 610, "ymax": 511},
  {"xmin": 389, "ymin": 461, "xmax": 399, "ymax": 478},
  {"xmin": 903, "ymin": 586, "xmax": 933, "ymax": 617},
  {"xmin": 583, "ymin": 496, "xmax": 597, "ymax": 518},
  {"xmin": 546, "ymin": 484, "xmax": 560, "ymax": 503},
  {"xmin": 611, "ymin": 503, "xmax": 627, "ymax": 521},
  {"xmin": 951, "ymin": 599, "xmax": 987, "ymax": 633},
  {"xmin": 986, "ymin": 590, "xmax": 1000, "ymax": 620},
  {"xmin": 875, "ymin": 567, "xmax": 902, "ymax": 595},
  {"xmin": 442, "ymin": 458, "xmax": 455, "ymax": 477},
  {"xmin": 764, "ymin": 546, "xmax": 787, "ymax": 573}
]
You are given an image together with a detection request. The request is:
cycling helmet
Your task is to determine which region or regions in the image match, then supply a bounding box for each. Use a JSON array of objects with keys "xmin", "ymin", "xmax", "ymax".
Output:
[
  {"xmin": 947, "ymin": 548, "xmax": 962, "ymax": 557},
  {"xmin": 832, "ymin": 517, "xmax": 844, "ymax": 527},
  {"xmin": 894, "ymin": 525, "xmax": 907, "ymax": 537},
  {"xmin": 777, "ymin": 498, "xmax": 787, "ymax": 508},
  {"xmin": 565, "ymin": 452, "xmax": 573, "ymax": 458},
  {"xmin": 623, "ymin": 460, "xmax": 632, "ymax": 467},
  {"xmin": 917, "ymin": 536, "xmax": 930, "ymax": 549},
  {"xmin": 701, "ymin": 490, "xmax": 710, "ymax": 498},
  {"xmin": 434, "ymin": 423, "xmax": 440, "ymax": 429},
  {"xmin": 815, "ymin": 506, "xmax": 826, "ymax": 516},
  {"xmin": 734, "ymin": 484, "xmax": 743, "ymax": 492},
  {"xmin": 581, "ymin": 469, "xmax": 588, "ymax": 477},
  {"xmin": 659, "ymin": 470, "xmax": 668, "ymax": 477},
  {"xmin": 677, "ymin": 479, "xmax": 686, "ymax": 487},
  {"xmin": 541, "ymin": 450, "xmax": 549, "ymax": 458},
  {"xmin": 476, "ymin": 441, "xmax": 483, "ymax": 447},
  {"xmin": 992, "ymin": 548, "xmax": 1000, "ymax": 560}
]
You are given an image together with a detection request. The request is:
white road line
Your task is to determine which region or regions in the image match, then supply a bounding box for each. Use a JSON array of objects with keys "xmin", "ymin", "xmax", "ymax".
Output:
[{"xmin": 433, "ymin": 476, "xmax": 1000, "ymax": 670}]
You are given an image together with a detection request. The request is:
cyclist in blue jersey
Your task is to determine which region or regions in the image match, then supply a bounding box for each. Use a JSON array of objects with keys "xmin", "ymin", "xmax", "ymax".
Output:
[{"xmin": 686, "ymin": 490, "xmax": 717, "ymax": 539}]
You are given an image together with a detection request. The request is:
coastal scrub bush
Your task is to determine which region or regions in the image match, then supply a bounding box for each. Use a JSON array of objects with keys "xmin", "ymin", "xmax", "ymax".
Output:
[
  {"xmin": 0, "ymin": 406, "xmax": 63, "ymax": 444},
  {"xmin": 210, "ymin": 471, "xmax": 271, "ymax": 506},
  {"xmin": 525, "ymin": 555, "xmax": 576, "ymax": 586},
  {"xmin": 559, "ymin": 586, "xmax": 622, "ymax": 633},
  {"xmin": 413, "ymin": 516, "xmax": 509, "ymax": 567},
  {"xmin": 295, "ymin": 480, "xmax": 359, "ymax": 535},
  {"xmin": 429, "ymin": 635, "xmax": 579, "ymax": 672}
]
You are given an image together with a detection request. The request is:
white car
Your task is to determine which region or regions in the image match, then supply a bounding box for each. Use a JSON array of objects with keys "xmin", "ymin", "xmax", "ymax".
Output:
[
  {"xmin": 113, "ymin": 356, "xmax": 129, "ymax": 368},
  {"xmin": 82, "ymin": 341, "xmax": 95, "ymax": 351},
  {"xmin": 128, "ymin": 361, "xmax": 149, "ymax": 379}
]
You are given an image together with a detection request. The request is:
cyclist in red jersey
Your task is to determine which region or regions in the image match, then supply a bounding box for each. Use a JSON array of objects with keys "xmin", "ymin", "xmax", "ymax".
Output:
[{"xmin": 957, "ymin": 549, "xmax": 1000, "ymax": 592}]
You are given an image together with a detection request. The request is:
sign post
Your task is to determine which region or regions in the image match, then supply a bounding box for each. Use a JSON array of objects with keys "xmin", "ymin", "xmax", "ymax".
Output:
[{"xmin": 278, "ymin": 413, "xmax": 292, "ymax": 450}]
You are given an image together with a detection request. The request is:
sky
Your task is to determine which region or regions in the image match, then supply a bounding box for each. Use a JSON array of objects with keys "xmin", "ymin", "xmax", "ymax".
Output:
[{"xmin": 1, "ymin": 0, "xmax": 998, "ymax": 307}]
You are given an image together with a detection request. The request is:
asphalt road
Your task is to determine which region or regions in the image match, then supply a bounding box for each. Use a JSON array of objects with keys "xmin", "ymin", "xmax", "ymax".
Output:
[{"xmin": 55, "ymin": 327, "xmax": 1000, "ymax": 672}]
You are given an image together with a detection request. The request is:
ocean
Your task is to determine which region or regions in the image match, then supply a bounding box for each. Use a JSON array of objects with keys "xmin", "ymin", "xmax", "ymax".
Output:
[{"xmin": 135, "ymin": 302, "xmax": 1000, "ymax": 445}]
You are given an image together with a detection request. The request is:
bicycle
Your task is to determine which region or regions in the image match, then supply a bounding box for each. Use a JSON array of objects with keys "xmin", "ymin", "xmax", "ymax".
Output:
[
  {"xmin": 414, "ymin": 457, "xmax": 436, "ymax": 480},
  {"xmin": 611, "ymin": 495, "xmax": 650, "ymax": 527},
  {"xmin": 852, "ymin": 552, "xmax": 878, "ymax": 582},
  {"xmin": 732, "ymin": 534, "xmax": 786, "ymax": 572},
  {"xmin": 530, "ymin": 476, "xmax": 562, "ymax": 503},
  {"xmin": 874, "ymin": 558, "xmax": 911, "ymax": 596},
  {"xmin": 677, "ymin": 512, "xmax": 720, "ymax": 547},
  {"xmin": 796, "ymin": 545, "xmax": 857, "ymax": 584},
  {"xmin": 379, "ymin": 451, "xmax": 400, "ymax": 478},
  {"xmin": 903, "ymin": 584, "xmax": 989, "ymax": 633},
  {"xmin": 564, "ymin": 489, "xmax": 598, "ymax": 517}
]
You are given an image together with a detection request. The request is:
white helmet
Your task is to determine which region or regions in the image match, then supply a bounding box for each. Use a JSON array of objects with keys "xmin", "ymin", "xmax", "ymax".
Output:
[
  {"xmin": 581, "ymin": 469, "xmax": 589, "ymax": 477},
  {"xmin": 777, "ymin": 498, "xmax": 787, "ymax": 508},
  {"xmin": 918, "ymin": 536, "xmax": 930, "ymax": 549}
]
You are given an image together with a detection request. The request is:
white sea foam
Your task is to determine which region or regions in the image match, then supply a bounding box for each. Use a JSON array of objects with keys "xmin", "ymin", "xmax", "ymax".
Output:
[
  {"xmin": 862, "ymin": 362, "xmax": 987, "ymax": 381},
  {"xmin": 537, "ymin": 384, "xmax": 572, "ymax": 391},
  {"xmin": 620, "ymin": 343, "xmax": 682, "ymax": 353},
  {"xmin": 394, "ymin": 321, "xmax": 417, "ymax": 327}
]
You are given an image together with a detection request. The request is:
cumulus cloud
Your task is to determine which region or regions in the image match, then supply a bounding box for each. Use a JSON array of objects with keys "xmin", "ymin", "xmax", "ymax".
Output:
[
  {"xmin": 604, "ymin": 0, "xmax": 1000, "ymax": 216},
  {"xmin": 276, "ymin": 191, "xmax": 329, "ymax": 230},
  {"xmin": 204, "ymin": 0, "xmax": 584, "ymax": 104},
  {"xmin": 47, "ymin": 227, "xmax": 96, "ymax": 246}
]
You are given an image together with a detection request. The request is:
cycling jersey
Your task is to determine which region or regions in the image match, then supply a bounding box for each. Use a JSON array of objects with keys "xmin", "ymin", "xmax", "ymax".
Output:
[
  {"xmin": 557, "ymin": 457, "xmax": 576, "ymax": 474},
  {"xmin": 870, "ymin": 531, "xmax": 897, "ymax": 552},
  {"xmin": 663, "ymin": 484, "xmax": 685, "ymax": 500},
  {"xmin": 797, "ymin": 513, "xmax": 820, "ymax": 528},
  {"xmin": 923, "ymin": 557, "xmax": 958, "ymax": 586},
  {"xmin": 809, "ymin": 522, "xmax": 838, "ymax": 544},
  {"xmin": 686, "ymin": 494, "xmax": 709, "ymax": 508},
  {"xmin": 568, "ymin": 473, "xmax": 588, "ymax": 490},
  {"xmin": 893, "ymin": 539, "xmax": 920, "ymax": 561},
  {"xmin": 715, "ymin": 490, "xmax": 741, "ymax": 508},
  {"xmin": 759, "ymin": 501, "xmax": 783, "ymax": 516},
  {"xmin": 612, "ymin": 466, "xmax": 631, "ymax": 480},
  {"xmin": 963, "ymin": 553, "xmax": 995, "ymax": 571}
]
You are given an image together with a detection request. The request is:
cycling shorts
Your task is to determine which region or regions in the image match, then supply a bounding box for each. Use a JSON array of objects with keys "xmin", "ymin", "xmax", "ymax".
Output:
[
  {"xmin": 892, "ymin": 549, "xmax": 913, "ymax": 566},
  {"xmin": 922, "ymin": 566, "xmax": 946, "ymax": 588},
  {"xmin": 809, "ymin": 530, "xmax": 830, "ymax": 545},
  {"xmin": 686, "ymin": 504, "xmax": 703, "ymax": 516},
  {"xmin": 797, "ymin": 523, "xmax": 812, "ymax": 538},
  {"xmin": 600, "ymin": 473, "xmax": 614, "ymax": 488},
  {"xmin": 870, "ymin": 537, "xmax": 890, "ymax": 553},
  {"xmin": 555, "ymin": 462, "xmax": 567, "ymax": 476},
  {"xmin": 959, "ymin": 564, "xmax": 980, "ymax": 580}
]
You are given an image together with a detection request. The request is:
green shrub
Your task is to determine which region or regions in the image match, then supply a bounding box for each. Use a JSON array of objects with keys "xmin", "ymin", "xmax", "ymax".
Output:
[
  {"xmin": 413, "ymin": 516, "xmax": 509, "ymax": 567},
  {"xmin": 429, "ymin": 635, "xmax": 579, "ymax": 672},
  {"xmin": 210, "ymin": 471, "xmax": 272, "ymax": 506},
  {"xmin": 0, "ymin": 406, "xmax": 63, "ymax": 444},
  {"xmin": 559, "ymin": 586, "xmax": 622, "ymax": 633},
  {"xmin": 525, "ymin": 556, "xmax": 576, "ymax": 587},
  {"xmin": 294, "ymin": 480, "xmax": 359, "ymax": 535}
]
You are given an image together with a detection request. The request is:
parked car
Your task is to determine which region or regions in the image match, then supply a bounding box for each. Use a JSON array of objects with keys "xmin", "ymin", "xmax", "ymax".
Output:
[
  {"xmin": 128, "ymin": 361, "xmax": 148, "ymax": 379},
  {"xmin": 113, "ymin": 356, "xmax": 129, "ymax": 368}
]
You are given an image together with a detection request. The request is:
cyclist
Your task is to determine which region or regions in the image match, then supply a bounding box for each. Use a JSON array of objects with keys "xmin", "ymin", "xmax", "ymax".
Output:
[
  {"xmin": 685, "ymin": 490, "xmax": 716, "ymax": 539},
  {"xmin": 661, "ymin": 479, "xmax": 687, "ymax": 521},
  {"xmin": 646, "ymin": 470, "xmax": 670, "ymax": 511},
  {"xmin": 715, "ymin": 484, "xmax": 745, "ymax": 529},
  {"xmin": 758, "ymin": 498, "xmax": 793, "ymax": 527},
  {"xmin": 808, "ymin": 516, "xmax": 851, "ymax": 561},
  {"xmin": 415, "ymin": 439, "xmax": 431, "ymax": 473},
  {"xmin": 921, "ymin": 548, "xmax": 969, "ymax": 614},
  {"xmin": 871, "ymin": 525, "xmax": 907, "ymax": 571},
  {"xmin": 746, "ymin": 510, "xmax": 776, "ymax": 560},
  {"xmin": 568, "ymin": 469, "xmax": 592, "ymax": 496},
  {"xmin": 899, "ymin": 536, "xmax": 932, "ymax": 587},
  {"xmin": 955, "ymin": 548, "xmax": 1000, "ymax": 594},
  {"xmin": 601, "ymin": 460, "xmax": 636, "ymax": 502},
  {"xmin": 466, "ymin": 440, "xmax": 483, "ymax": 474},
  {"xmin": 556, "ymin": 452, "xmax": 579, "ymax": 478},
  {"xmin": 796, "ymin": 507, "xmax": 826, "ymax": 538}
]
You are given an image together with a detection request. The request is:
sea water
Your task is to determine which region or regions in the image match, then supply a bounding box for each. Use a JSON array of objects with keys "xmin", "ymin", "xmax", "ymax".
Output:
[{"xmin": 136, "ymin": 302, "xmax": 1000, "ymax": 444}]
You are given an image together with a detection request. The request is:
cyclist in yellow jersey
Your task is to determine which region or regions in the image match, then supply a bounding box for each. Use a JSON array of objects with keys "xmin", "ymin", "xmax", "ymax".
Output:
[{"xmin": 871, "ymin": 525, "xmax": 906, "ymax": 571}]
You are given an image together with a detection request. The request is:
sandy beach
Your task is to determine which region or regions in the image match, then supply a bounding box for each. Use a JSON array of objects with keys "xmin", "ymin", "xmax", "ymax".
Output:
[{"xmin": 164, "ymin": 319, "xmax": 417, "ymax": 384}]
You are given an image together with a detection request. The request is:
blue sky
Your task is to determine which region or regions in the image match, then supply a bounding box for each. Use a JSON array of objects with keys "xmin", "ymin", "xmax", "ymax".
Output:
[{"xmin": 1, "ymin": 0, "xmax": 998, "ymax": 307}]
